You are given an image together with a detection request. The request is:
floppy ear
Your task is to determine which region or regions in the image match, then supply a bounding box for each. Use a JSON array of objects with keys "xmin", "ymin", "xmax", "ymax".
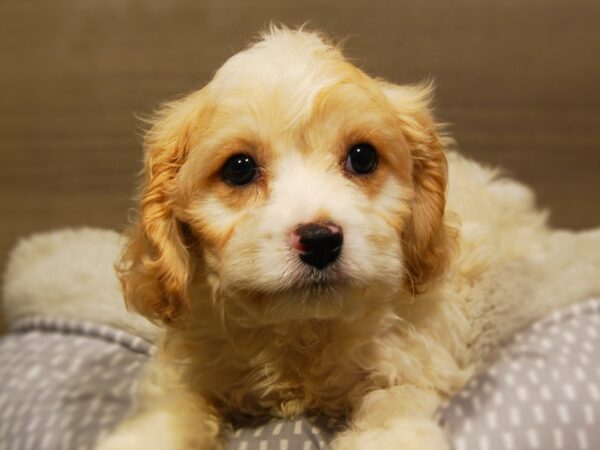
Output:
[
  {"xmin": 380, "ymin": 82, "xmax": 456, "ymax": 293},
  {"xmin": 118, "ymin": 95, "xmax": 201, "ymax": 324}
]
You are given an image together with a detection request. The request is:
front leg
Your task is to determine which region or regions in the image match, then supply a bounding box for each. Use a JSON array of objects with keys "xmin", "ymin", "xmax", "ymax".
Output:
[
  {"xmin": 332, "ymin": 385, "xmax": 448, "ymax": 450},
  {"xmin": 96, "ymin": 395, "xmax": 222, "ymax": 450}
]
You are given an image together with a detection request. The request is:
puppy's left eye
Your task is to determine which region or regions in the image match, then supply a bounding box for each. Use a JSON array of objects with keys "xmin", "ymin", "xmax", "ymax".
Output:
[
  {"xmin": 345, "ymin": 143, "xmax": 378, "ymax": 175},
  {"xmin": 221, "ymin": 153, "xmax": 259, "ymax": 186}
]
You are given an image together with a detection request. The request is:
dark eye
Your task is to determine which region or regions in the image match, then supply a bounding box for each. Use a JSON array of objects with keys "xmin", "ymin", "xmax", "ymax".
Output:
[
  {"xmin": 345, "ymin": 143, "xmax": 378, "ymax": 175},
  {"xmin": 221, "ymin": 153, "xmax": 258, "ymax": 186}
]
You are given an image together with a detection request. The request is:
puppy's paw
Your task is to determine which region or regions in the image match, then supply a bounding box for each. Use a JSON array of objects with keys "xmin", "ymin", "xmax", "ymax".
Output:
[
  {"xmin": 331, "ymin": 419, "xmax": 449, "ymax": 450},
  {"xmin": 97, "ymin": 431, "xmax": 221, "ymax": 450},
  {"xmin": 95, "ymin": 410, "xmax": 221, "ymax": 450},
  {"xmin": 96, "ymin": 427, "xmax": 189, "ymax": 450},
  {"xmin": 96, "ymin": 431, "xmax": 170, "ymax": 450}
]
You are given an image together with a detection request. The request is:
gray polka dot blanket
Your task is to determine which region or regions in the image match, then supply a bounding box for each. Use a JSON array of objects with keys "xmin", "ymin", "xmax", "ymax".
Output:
[{"xmin": 1, "ymin": 229, "xmax": 600, "ymax": 450}]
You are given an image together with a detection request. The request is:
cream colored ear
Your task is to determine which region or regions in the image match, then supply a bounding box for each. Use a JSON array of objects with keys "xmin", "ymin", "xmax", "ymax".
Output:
[
  {"xmin": 380, "ymin": 82, "xmax": 456, "ymax": 292},
  {"xmin": 118, "ymin": 95, "xmax": 202, "ymax": 324}
]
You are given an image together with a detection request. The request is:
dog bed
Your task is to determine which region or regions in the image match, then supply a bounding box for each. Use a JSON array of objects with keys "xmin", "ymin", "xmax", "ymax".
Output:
[{"xmin": 1, "ymin": 228, "xmax": 599, "ymax": 450}]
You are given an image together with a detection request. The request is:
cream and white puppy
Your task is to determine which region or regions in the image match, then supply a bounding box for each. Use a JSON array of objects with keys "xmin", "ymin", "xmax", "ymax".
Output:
[{"xmin": 99, "ymin": 27, "xmax": 600, "ymax": 450}]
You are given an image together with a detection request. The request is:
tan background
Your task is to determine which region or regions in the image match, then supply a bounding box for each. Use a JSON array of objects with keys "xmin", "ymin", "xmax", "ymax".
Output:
[{"xmin": 1, "ymin": 0, "xmax": 599, "ymax": 280}]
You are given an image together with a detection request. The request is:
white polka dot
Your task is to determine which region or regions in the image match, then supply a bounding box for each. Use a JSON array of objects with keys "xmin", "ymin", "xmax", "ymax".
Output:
[
  {"xmin": 463, "ymin": 418, "xmax": 473, "ymax": 433},
  {"xmin": 579, "ymin": 353, "xmax": 591, "ymax": 365},
  {"xmin": 459, "ymin": 389, "xmax": 470, "ymax": 399},
  {"xmin": 541, "ymin": 386, "xmax": 553, "ymax": 401},
  {"xmin": 532, "ymin": 404, "xmax": 545, "ymax": 424},
  {"xmin": 504, "ymin": 374, "xmax": 515, "ymax": 386},
  {"xmin": 453, "ymin": 437, "xmax": 466, "ymax": 450},
  {"xmin": 23, "ymin": 434, "xmax": 35, "ymax": 450},
  {"xmin": 501, "ymin": 432, "xmax": 515, "ymax": 449},
  {"xmin": 509, "ymin": 407, "xmax": 521, "ymax": 426},
  {"xmin": 588, "ymin": 383, "xmax": 600, "ymax": 401},
  {"xmin": 563, "ymin": 384, "xmax": 576, "ymax": 400},
  {"xmin": 40, "ymin": 433, "xmax": 52, "ymax": 449},
  {"xmin": 259, "ymin": 440, "xmax": 268, "ymax": 450},
  {"xmin": 237, "ymin": 442, "xmax": 248, "ymax": 450},
  {"xmin": 557, "ymin": 404, "xmax": 571, "ymax": 424},
  {"xmin": 303, "ymin": 442, "xmax": 312, "ymax": 450},
  {"xmin": 527, "ymin": 429, "xmax": 540, "ymax": 448},
  {"xmin": 583, "ymin": 341, "xmax": 595, "ymax": 352},
  {"xmin": 26, "ymin": 414, "xmax": 40, "ymax": 432},
  {"xmin": 272, "ymin": 422, "xmax": 284, "ymax": 436},
  {"xmin": 517, "ymin": 386, "xmax": 529, "ymax": 402},
  {"xmin": 577, "ymin": 429, "xmax": 589, "ymax": 449},
  {"xmin": 534, "ymin": 358, "xmax": 546, "ymax": 369},
  {"xmin": 563, "ymin": 331, "xmax": 576, "ymax": 344},
  {"xmin": 279, "ymin": 439, "xmax": 289, "ymax": 450},
  {"xmin": 99, "ymin": 412, "xmax": 116, "ymax": 426},
  {"xmin": 472, "ymin": 396, "xmax": 481, "ymax": 412},
  {"xmin": 586, "ymin": 326, "xmax": 598, "ymax": 338},
  {"xmin": 25, "ymin": 365, "xmax": 41, "ymax": 380},
  {"xmin": 479, "ymin": 435, "xmax": 490, "ymax": 450},
  {"xmin": 293, "ymin": 420, "xmax": 303, "ymax": 435},
  {"xmin": 62, "ymin": 430, "xmax": 73, "ymax": 448},
  {"xmin": 527, "ymin": 371, "xmax": 539, "ymax": 384},
  {"xmin": 584, "ymin": 404, "xmax": 595, "ymax": 425},
  {"xmin": 122, "ymin": 360, "xmax": 140, "ymax": 374},
  {"xmin": 493, "ymin": 392, "xmax": 503, "ymax": 406}
]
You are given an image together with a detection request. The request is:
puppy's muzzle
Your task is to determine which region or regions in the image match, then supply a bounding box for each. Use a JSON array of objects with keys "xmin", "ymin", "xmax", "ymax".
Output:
[{"xmin": 291, "ymin": 222, "xmax": 343, "ymax": 270}]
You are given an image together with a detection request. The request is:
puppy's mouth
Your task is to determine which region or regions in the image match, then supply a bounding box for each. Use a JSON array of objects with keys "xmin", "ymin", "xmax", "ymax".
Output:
[
  {"xmin": 233, "ymin": 262, "xmax": 350, "ymax": 301},
  {"xmin": 294, "ymin": 266, "xmax": 342, "ymax": 289},
  {"xmin": 279, "ymin": 263, "xmax": 358, "ymax": 300}
]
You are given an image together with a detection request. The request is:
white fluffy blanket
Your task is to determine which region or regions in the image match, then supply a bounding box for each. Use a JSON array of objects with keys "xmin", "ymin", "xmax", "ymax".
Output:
[{"xmin": 2, "ymin": 228, "xmax": 160, "ymax": 341}]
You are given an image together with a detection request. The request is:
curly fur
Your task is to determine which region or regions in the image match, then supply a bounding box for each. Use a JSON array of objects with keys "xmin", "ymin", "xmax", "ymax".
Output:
[{"xmin": 99, "ymin": 26, "xmax": 600, "ymax": 450}]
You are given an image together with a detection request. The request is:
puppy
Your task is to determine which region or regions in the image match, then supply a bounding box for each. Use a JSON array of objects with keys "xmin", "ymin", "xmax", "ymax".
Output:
[{"xmin": 98, "ymin": 27, "xmax": 600, "ymax": 450}]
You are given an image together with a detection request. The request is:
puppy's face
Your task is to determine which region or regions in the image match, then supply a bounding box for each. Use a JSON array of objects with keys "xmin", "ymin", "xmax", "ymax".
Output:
[{"xmin": 120, "ymin": 30, "xmax": 452, "ymax": 325}]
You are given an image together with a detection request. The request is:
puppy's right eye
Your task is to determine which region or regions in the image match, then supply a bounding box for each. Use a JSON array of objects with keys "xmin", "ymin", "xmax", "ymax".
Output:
[
  {"xmin": 345, "ymin": 143, "xmax": 378, "ymax": 175},
  {"xmin": 221, "ymin": 153, "xmax": 259, "ymax": 186}
]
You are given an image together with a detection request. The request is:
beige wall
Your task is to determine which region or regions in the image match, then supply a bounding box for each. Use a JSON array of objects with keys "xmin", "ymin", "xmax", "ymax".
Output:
[{"xmin": 1, "ymin": 0, "xmax": 599, "ymax": 277}]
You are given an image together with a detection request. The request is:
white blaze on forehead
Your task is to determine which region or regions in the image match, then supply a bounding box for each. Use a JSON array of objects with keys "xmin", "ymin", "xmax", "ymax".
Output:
[{"xmin": 265, "ymin": 151, "xmax": 352, "ymax": 229}]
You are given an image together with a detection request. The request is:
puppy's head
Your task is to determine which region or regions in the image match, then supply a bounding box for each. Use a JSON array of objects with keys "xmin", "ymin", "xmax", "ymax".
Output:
[{"xmin": 119, "ymin": 28, "xmax": 454, "ymax": 325}]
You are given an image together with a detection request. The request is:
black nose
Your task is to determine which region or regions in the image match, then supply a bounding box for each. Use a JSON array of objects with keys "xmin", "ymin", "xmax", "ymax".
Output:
[{"xmin": 294, "ymin": 223, "xmax": 343, "ymax": 270}]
